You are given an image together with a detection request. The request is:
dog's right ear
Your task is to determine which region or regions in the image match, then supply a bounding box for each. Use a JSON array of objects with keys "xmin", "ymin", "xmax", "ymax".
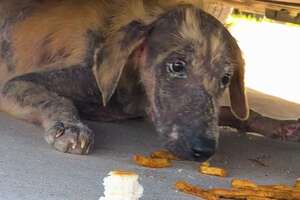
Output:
[{"xmin": 92, "ymin": 21, "xmax": 149, "ymax": 106}]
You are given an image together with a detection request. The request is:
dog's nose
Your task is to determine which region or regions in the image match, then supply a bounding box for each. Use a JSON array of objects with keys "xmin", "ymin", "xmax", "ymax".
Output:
[
  {"xmin": 191, "ymin": 137, "xmax": 216, "ymax": 161},
  {"xmin": 192, "ymin": 145, "xmax": 215, "ymax": 160}
]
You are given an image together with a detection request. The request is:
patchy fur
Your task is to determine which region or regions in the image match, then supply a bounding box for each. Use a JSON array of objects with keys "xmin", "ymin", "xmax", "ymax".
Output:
[{"xmin": 0, "ymin": 0, "xmax": 248, "ymax": 159}]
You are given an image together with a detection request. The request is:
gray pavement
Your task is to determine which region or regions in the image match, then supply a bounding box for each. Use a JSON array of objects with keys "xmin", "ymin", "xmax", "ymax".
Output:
[{"xmin": 0, "ymin": 112, "xmax": 299, "ymax": 200}]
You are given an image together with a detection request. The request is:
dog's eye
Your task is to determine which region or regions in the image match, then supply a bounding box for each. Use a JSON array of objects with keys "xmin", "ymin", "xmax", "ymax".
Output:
[
  {"xmin": 166, "ymin": 60, "xmax": 187, "ymax": 78},
  {"xmin": 221, "ymin": 73, "xmax": 231, "ymax": 86}
]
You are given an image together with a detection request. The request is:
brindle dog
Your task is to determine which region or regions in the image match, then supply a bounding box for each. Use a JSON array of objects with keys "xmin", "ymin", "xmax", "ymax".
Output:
[{"xmin": 0, "ymin": 0, "xmax": 299, "ymax": 161}]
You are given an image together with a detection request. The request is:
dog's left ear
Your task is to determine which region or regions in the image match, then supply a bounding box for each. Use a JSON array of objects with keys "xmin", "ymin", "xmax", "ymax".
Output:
[
  {"xmin": 223, "ymin": 30, "xmax": 249, "ymax": 120},
  {"xmin": 229, "ymin": 45, "xmax": 249, "ymax": 120},
  {"xmin": 229, "ymin": 56, "xmax": 249, "ymax": 120},
  {"xmin": 92, "ymin": 21, "xmax": 148, "ymax": 106}
]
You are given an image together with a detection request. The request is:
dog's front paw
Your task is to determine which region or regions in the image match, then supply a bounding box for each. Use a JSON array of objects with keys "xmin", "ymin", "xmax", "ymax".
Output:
[{"xmin": 44, "ymin": 121, "xmax": 94, "ymax": 154}]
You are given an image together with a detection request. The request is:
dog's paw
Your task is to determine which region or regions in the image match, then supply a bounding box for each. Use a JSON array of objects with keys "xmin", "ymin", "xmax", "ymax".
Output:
[
  {"xmin": 44, "ymin": 121, "xmax": 94, "ymax": 154},
  {"xmin": 275, "ymin": 121, "xmax": 300, "ymax": 142}
]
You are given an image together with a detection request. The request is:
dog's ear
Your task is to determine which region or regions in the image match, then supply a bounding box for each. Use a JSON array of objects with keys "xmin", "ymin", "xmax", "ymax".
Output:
[
  {"xmin": 229, "ymin": 57, "xmax": 249, "ymax": 120},
  {"xmin": 92, "ymin": 21, "xmax": 148, "ymax": 106}
]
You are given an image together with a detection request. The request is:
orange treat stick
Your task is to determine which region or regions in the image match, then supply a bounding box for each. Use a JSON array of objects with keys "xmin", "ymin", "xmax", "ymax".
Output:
[
  {"xmin": 175, "ymin": 181, "xmax": 219, "ymax": 200},
  {"xmin": 210, "ymin": 188, "xmax": 294, "ymax": 200},
  {"xmin": 199, "ymin": 165, "xmax": 227, "ymax": 177},
  {"xmin": 133, "ymin": 155, "xmax": 172, "ymax": 168},
  {"xmin": 231, "ymin": 179, "xmax": 258, "ymax": 189}
]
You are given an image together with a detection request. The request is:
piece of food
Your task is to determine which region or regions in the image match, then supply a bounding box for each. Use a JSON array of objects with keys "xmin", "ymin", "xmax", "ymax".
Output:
[
  {"xmin": 99, "ymin": 171, "xmax": 143, "ymax": 200},
  {"xmin": 295, "ymin": 178, "xmax": 300, "ymax": 190},
  {"xmin": 231, "ymin": 179, "xmax": 258, "ymax": 189},
  {"xmin": 175, "ymin": 181, "xmax": 219, "ymax": 200},
  {"xmin": 260, "ymin": 184, "xmax": 294, "ymax": 191},
  {"xmin": 150, "ymin": 150, "xmax": 179, "ymax": 160},
  {"xmin": 199, "ymin": 165, "xmax": 227, "ymax": 177},
  {"xmin": 210, "ymin": 188, "xmax": 294, "ymax": 199},
  {"xmin": 231, "ymin": 179, "xmax": 300, "ymax": 199},
  {"xmin": 175, "ymin": 179, "xmax": 300, "ymax": 200},
  {"xmin": 247, "ymin": 197, "xmax": 272, "ymax": 200},
  {"xmin": 133, "ymin": 155, "xmax": 172, "ymax": 168},
  {"xmin": 232, "ymin": 179, "xmax": 296, "ymax": 191}
]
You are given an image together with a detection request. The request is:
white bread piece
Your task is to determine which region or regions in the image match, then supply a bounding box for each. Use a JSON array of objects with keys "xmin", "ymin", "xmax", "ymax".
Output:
[{"xmin": 100, "ymin": 171, "xmax": 144, "ymax": 200}]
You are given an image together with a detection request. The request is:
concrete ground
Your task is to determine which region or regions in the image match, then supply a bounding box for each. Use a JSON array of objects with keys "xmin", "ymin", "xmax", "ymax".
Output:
[{"xmin": 0, "ymin": 106, "xmax": 300, "ymax": 200}]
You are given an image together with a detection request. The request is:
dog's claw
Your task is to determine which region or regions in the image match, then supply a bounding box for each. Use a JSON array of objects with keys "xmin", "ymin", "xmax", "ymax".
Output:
[
  {"xmin": 72, "ymin": 143, "xmax": 77, "ymax": 149},
  {"xmin": 81, "ymin": 141, "xmax": 86, "ymax": 149},
  {"xmin": 55, "ymin": 129, "xmax": 65, "ymax": 138},
  {"xmin": 45, "ymin": 122, "xmax": 94, "ymax": 154}
]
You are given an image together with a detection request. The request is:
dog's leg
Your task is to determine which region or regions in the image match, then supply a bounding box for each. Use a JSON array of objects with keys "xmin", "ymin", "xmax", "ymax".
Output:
[
  {"xmin": 0, "ymin": 68, "xmax": 95, "ymax": 154},
  {"xmin": 219, "ymin": 106, "xmax": 300, "ymax": 141}
]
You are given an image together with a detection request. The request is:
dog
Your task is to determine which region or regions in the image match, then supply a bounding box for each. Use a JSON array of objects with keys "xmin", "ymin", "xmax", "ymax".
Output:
[{"xmin": 1, "ymin": 0, "xmax": 295, "ymax": 162}]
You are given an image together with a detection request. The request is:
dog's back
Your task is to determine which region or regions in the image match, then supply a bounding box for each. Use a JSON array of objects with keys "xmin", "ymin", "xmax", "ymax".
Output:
[
  {"xmin": 0, "ymin": 0, "xmax": 108, "ymax": 84},
  {"xmin": 0, "ymin": 0, "xmax": 204, "ymax": 84}
]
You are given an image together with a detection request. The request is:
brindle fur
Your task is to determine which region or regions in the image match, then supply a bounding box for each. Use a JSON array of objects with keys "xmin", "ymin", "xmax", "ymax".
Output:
[{"xmin": 0, "ymin": 0, "xmax": 249, "ymax": 159}]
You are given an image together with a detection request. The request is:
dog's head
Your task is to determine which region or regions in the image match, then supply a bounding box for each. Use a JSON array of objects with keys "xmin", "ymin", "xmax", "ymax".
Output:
[{"xmin": 93, "ymin": 5, "xmax": 248, "ymax": 161}]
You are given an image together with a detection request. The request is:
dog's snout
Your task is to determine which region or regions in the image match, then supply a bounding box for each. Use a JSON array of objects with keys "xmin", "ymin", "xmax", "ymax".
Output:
[
  {"xmin": 191, "ymin": 137, "xmax": 216, "ymax": 161},
  {"xmin": 164, "ymin": 127, "xmax": 218, "ymax": 162}
]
